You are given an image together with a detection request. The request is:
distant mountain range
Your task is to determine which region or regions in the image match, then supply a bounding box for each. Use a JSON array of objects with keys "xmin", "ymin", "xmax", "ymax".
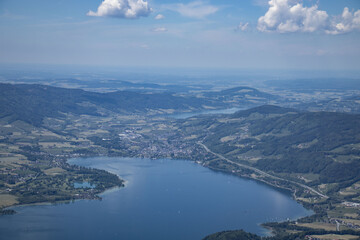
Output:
[
  {"xmin": 266, "ymin": 79, "xmax": 360, "ymax": 91},
  {"xmin": 0, "ymin": 83, "xmax": 209, "ymax": 126},
  {"xmin": 203, "ymin": 86, "xmax": 279, "ymax": 105},
  {"xmin": 299, "ymin": 95, "xmax": 360, "ymax": 113},
  {"xmin": 0, "ymin": 83, "xmax": 277, "ymax": 126}
]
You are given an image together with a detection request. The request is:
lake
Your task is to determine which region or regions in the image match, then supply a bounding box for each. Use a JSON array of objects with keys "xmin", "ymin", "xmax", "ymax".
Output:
[{"xmin": 0, "ymin": 157, "xmax": 312, "ymax": 240}]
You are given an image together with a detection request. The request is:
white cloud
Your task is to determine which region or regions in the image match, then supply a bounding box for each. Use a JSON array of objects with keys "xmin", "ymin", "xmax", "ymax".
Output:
[
  {"xmin": 257, "ymin": 0, "xmax": 360, "ymax": 35},
  {"xmin": 152, "ymin": 27, "xmax": 167, "ymax": 32},
  {"xmin": 235, "ymin": 22, "xmax": 249, "ymax": 31},
  {"xmin": 154, "ymin": 14, "xmax": 165, "ymax": 20},
  {"xmin": 257, "ymin": 0, "xmax": 328, "ymax": 33},
  {"xmin": 326, "ymin": 7, "xmax": 360, "ymax": 35},
  {"xmin": 163, "ymin": 1, "xmax": 218, "ymax": 19},
  {"xmin": 87, "ymin": 0, "xmax": 152, "ymax": 19}
]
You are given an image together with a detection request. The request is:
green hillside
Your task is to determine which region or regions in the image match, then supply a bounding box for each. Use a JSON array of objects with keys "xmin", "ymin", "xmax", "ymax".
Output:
[
  {"xmin": 0, "ymin": 83, "xmax": 213, "ymax": 126},
  {"xmin": 203, "ymin": 87, "xmax": 278, "ymax": 106},
  {"xmin": 181, "ymin": 105, "xmax": 360, "ymax": 187}
]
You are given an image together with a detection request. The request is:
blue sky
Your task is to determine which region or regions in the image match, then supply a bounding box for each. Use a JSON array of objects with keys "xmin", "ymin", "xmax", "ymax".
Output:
[{"xmin": 1, "ymin": 0, "xmax": 360, "ymax": 70}]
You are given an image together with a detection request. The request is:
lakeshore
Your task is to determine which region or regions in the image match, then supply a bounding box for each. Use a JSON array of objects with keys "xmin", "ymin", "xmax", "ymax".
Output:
[
  {"xmin": 0, "ymin": 83, "xmax": 359, "ymax": 239},
  {"xmin": 0, "ymin": 157, "xmax": 312, "ymax": 240}
]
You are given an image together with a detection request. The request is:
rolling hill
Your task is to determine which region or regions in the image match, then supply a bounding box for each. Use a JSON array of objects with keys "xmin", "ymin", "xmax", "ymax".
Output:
[{"xmin": 0, "ymin": 83, "xmax": 215, "ymax": 126}]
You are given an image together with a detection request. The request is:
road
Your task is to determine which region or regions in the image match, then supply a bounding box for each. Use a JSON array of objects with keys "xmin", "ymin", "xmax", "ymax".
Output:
[{"xmin": 198, "ymin": 142, "xmax": 328, "ymax": 199}]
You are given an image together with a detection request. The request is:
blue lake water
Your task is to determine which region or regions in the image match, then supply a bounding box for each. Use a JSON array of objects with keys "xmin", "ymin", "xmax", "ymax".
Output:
[{"xmin": 0, "ymin": 157, "xmax": 312, "ymax": 240}]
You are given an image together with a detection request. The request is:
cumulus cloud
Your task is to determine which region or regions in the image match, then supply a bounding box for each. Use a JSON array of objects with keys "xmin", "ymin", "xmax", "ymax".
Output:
[
  {"xmin": 235, "ymin": 22, "xmax": 249, "ymax": 31},
  {"xmin": 152, "ymin": 27, "xmax": 167, "ymax": 32},
  {"xmin": 87, "ymin": 0, "xmax": 152, "ymax": 19},
  {"xmin": 257, "ymin": 0, "xmax": 360, "ymax": 34},
  {"xmin": 257, "ymin": 0, "xmax": 328, "ymax": 33},
  {"xmin": 163, "ymin": 1, "xmax": 218, "ymax": 19},
  {"xmin": 326, "ymin": 7, "xmax": 360, "ymax": 35},
  {"xmin": 154, "ymin": 14, "xmax": 165, "ymax": 20}
]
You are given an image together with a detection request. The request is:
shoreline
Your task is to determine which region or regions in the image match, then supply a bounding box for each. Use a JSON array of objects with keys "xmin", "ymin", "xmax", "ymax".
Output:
[
  {"xmin": 1, "ymin": 154, "xmax": 316, "ymax": 239},
  {"xmin": 1, "ymin": 155, "xmax": 126, "ymax": 213},
  {"xmin": 205, "ymin": 165, "xmax": 315, "ymax": 213},
  {"xmin": 2, "ymin": 182, "xmax": 125, "ymax": 214},
  {"xmin": 1, "ymin": 154, "xmax": 314, "ymax": 213}
]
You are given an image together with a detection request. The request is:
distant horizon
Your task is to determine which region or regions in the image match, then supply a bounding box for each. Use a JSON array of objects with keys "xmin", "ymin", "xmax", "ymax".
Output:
[
  {"xmin": 3, "ymin": 61, "xmax": 360, "ymax": 72},
  {"xmin": 1, "ymin": 0, "xmax": 359, "ymax": 72},
  {"xmin": 1, "ymin": 63, "xmax": 360, "ymax": 81}
]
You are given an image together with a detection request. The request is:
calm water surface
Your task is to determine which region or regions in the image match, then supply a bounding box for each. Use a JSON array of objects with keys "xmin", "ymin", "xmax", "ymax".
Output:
[{"xmin": 0, "ymin": 157, "xmax": 312, "ymax": 240}]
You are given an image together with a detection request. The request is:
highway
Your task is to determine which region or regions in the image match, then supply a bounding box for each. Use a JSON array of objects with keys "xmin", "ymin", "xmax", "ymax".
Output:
[{"xmin": 198, "ymin": 142, "xmax": 328, "ymax": 199}]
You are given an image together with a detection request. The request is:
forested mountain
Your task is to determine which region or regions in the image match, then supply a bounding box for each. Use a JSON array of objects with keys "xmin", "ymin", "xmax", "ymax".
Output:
[
  {"xmin": 0, "ymin": 84, "xmax": 279, "ymax": 127},
  {"xmin": 203, "ymin": 87, "xmax": 278, "ymax": 105},
  {"xmin": 0, "ymin": 83, "xmax": 215, "ymax": 126},
  {"xmin": 181, "ymin": 105, "xmax": 360, "ymax": 186},
  {"xmin": 203, "ymin": 230, "xmax": 261, "ymax": 240}
]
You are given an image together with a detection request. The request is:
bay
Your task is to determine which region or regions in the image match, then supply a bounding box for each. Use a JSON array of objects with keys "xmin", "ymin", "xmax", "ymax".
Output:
[{"xmin": 0, "ymin": 157, "xmax": 312, "ymax": 240}]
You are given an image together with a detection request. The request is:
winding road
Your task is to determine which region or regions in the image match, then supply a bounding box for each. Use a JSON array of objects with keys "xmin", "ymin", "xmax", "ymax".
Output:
[{"xmin": 198, "ymin": 142, "xmax": 328, "ymax": 199}]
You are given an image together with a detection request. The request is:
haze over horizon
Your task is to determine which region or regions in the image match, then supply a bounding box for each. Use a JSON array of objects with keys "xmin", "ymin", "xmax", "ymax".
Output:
[{"xmin": 1, "ymin": 0, "xmax": 360, "ymax": 71}]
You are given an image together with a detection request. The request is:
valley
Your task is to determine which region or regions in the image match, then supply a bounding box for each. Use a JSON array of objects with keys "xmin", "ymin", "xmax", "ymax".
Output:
[{"xmin": 0, "ymin": 82, "xmax": 360, "ymax": 239}]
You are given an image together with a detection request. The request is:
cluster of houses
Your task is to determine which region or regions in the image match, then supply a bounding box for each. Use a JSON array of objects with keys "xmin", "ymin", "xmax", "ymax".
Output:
[{"xmin": 341, "ymin": 201, "xmax": 360, "ymax": 208}]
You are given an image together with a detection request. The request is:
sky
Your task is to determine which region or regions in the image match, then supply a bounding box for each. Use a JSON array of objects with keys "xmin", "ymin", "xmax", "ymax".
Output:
[{"xmin": 0, "ymin": 0, "xmax": 360, "ymax": 71}]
